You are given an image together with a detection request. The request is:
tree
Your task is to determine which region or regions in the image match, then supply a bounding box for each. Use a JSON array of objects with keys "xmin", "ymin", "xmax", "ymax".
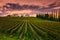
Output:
[
  {"xmin": 45, "ymin": 14, "xmax": 49, "ymax": 19},
  {"xmin": 7, "ymin": 15, "xmax": 11, "ymax": 17}
]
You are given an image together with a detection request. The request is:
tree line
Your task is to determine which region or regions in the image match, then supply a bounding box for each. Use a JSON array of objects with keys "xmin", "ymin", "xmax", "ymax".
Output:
[{"xmin": 36, "ymin": 14, "xmax": 60, "ymax": 22}]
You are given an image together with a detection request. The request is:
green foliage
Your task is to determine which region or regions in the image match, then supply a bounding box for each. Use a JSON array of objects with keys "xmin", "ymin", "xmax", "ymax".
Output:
[
  {"xmin": 36, "ymin": 14, "xmax": 60, "ymax": 22},
  {"xmin": 0, "ymin": 17, "xmax": 60, "ymax": 40}
]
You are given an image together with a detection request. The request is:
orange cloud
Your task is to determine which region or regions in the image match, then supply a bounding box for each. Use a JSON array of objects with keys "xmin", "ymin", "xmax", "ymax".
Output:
[
  {"xmin": 0, "ymin": 0, "xmax": 58, "ymax": 7},
  {"xmin": 7, "ymin": 9, "xmax": 32, "ymax": 15}
]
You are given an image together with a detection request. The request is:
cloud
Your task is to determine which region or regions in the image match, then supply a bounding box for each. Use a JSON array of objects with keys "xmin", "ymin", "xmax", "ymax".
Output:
[
  {"xmin": 2, "ymin": 1, "xmax": 60, "ymax": 11},
  {"xmin": 47, "ymin": 1, "xmax": 60, "ymax": 9},
  {"xmin": 3, "ymin": 3, "xmax": 40, "ymax": 10}
]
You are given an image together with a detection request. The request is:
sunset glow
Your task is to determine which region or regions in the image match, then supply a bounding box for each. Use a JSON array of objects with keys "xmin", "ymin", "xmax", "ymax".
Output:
[
  {"xmin": 0, "ymin": 0, "xmax": 60, "ymax": 17},
  {"xmin": 0, "ymin": 0, "xmax": 59, "ymax": 6},
  {"xmin": 7, "ymin": 10, "xmax": 32, "ymax": 15}
]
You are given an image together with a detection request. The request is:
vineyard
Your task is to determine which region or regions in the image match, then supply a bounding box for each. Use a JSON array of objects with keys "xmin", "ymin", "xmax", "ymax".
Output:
[{"xmin": 0, "ymin": 17, "xmax": 60, "ymax": 40}]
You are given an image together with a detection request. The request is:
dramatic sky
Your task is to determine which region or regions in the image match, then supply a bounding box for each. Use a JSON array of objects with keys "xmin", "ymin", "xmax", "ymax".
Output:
[
  {"xmin": 0, "ymin": 0, "xmax": 59, "ymax": 6},
  {"xmin": 0, "ymin": 0, "xmax": 60, "ymax": 16}
]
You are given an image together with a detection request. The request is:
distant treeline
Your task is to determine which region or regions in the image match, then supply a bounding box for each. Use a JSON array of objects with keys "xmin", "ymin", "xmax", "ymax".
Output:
[{"xmin": 36, "ymin": 14, "xmax": 60, "ymax": 22}]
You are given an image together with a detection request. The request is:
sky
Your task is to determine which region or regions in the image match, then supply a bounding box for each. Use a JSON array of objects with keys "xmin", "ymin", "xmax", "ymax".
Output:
[
  {"xmin": 0, "ymin": 0, "xmax": 60, "ymax": 16},
  {"xmin": 0, "ymin": 0, "xmax": 59, "ymax": 6}
]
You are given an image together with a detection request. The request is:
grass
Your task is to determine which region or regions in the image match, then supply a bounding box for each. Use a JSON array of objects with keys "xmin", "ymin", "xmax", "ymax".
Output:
[{"xmin": 0, "ymin": 17, "xmax": 60, "ymax": 40}]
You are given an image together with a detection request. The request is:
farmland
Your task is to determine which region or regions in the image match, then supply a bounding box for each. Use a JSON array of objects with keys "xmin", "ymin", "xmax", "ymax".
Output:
[{"xmin": 0, "ymin": 17, "xmax": 60, "ymax": 40}]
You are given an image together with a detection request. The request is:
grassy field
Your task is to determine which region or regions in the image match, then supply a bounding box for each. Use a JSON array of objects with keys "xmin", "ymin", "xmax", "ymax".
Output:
[{"xmin": 0, "ymin": 17, "xmax": 60, "ymax": 40}]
